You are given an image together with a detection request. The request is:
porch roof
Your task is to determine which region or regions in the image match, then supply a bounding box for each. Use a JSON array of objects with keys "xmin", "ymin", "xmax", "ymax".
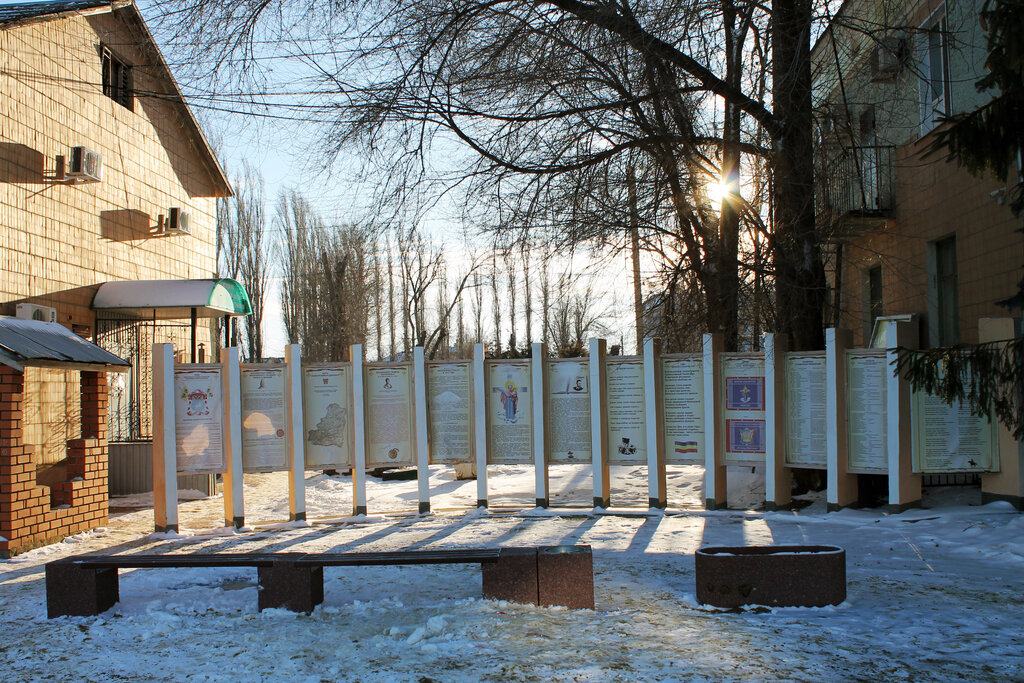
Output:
[{"xmin": 0, "ymin": 317, "xmax": 131, "ymax": 373}]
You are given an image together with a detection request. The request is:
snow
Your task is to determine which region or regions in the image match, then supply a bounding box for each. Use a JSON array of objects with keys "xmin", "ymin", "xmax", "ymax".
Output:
[{"xmin": 3, "ymin": 465, "xmax": 1023, "ymax": 681}]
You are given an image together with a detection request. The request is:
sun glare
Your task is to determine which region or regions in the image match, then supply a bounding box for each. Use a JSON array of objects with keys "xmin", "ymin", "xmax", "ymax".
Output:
[{"xmin": 706, "ymin": 181, "xmax": 729, "ymax": 210}]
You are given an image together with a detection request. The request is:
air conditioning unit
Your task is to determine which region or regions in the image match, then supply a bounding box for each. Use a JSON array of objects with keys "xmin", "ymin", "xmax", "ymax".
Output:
[
  {"xmin": 16, "ymin": 303, "xmax": 57, "ymax": 323},
  {"xmin": 164, "ymin": 207, "xmax": 191, "ymax": 235},
  {"xmin": 67, "ymin": 146, "xmax": 103, "ymax": 182},
  {"xmin": 870, "ymin": 36, "xmax": 905, "ymax": 81}
]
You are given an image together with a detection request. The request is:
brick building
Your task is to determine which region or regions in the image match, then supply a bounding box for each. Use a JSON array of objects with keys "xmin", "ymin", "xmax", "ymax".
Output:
[
  {"xmin": 813, "ymin": 0, "xmax": 1023, "ymax": 347},
  {"xmin": 1, "ymin": 0, "xmax": 238, "ymax": 551}
]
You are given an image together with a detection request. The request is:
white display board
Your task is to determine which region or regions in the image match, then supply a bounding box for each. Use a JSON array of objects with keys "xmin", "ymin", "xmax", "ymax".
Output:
[
  {"xmin": 785, "ymin": 354, "xmax": 827, "ymax": 468},
  {"xmin": 426, "ymin": 361, "xmax": 474, "ymax": 464},
  {"xmin": 545, "ymin": 358, "xmax": 592, "ymax": 463},
  {"xmin": 846, "ymin": 351, "xmax": 888, "ymax": 471},
  {"xmin": 606, "ymin": 358, "xmax": 647, "ymax": 465},
  {"xmin": 173, "ymin": 366, "xmax": 225, "ymax": 473},
  {"xmin": 486, "ymin": 360, "xmax": 533, "ymax": 464},
  {"xmin": 721, "ymin": 355, "xmax": 766, "ymax": 464},
  {"xmin": 302, "ymin": 364, "xmax": 352, "ymax": 469},
  {"xmin": 912, "ymin": 389, "xmax": 998, "ymax": 473},
  {"xmin": 239, "ymin": 365, "xmax": 288, "ymax": 472},
  {"xmin": 661, "ymin": 355, "xmax": 704, "ymax": 464},
  {"xmin": 364, "ymin": 364, "xmax": 416, "ymax": 467}
]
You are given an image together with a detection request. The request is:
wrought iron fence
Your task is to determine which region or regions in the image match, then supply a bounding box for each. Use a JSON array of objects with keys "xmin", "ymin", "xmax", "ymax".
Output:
[{"xmin": 95, "ymin": 318, "xmax": 193, "ymax": 442}]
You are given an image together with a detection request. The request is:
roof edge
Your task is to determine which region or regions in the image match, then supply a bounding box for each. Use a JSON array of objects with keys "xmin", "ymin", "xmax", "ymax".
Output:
[{"xmin": 0, "ymin": 1, "xmax": 129, "ymax": 30}]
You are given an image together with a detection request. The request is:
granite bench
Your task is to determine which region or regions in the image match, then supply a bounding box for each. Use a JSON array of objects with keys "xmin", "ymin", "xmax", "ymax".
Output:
[{"xmin": 45, "ymin": 545, "xmax": 594, "ymax": 617}]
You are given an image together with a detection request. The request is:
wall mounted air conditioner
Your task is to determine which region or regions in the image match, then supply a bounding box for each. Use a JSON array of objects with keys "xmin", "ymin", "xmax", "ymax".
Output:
[
  {"xmin": 163, "ymin": 207, "xmax": 191, "ymax": 235},
  {"xmin": 16, "ymin": 303, "xmax": 57, "ymax": 323},
  {"xmin": 67, "ymin": 146, "xmax": 103, "ymax": 182}
]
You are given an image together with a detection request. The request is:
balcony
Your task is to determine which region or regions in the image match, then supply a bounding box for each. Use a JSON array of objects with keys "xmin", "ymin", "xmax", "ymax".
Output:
[{"xmin": 816, "ymin": 145, "xmax": 895, "ymax": 237}]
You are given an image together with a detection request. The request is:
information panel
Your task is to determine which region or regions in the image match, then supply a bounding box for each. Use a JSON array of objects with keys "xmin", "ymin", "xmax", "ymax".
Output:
[
  {"xmin": 545, "ymin": 359, "xmax": 591, "ymax": 463},
  {"xmin": 239, "ymin": 365, "xmax": 288, "ymax": 472},
  {"xmin": 606, "ymin": 358, "xmax": 646, "ymax": 465},
  {"xmin": 785, "ymin": 354, "xmax": 827, "ymax": 468},
  {"xmin": 427, "ymin": 361, "xmax": 473, "ymax": 464},
  {"xmin": 486, "ymin": 361, "xmax": 533, "ymax": 464},
  {"xmin": 721, "ymin": 355, "xmax": 766, "ymax": 464},
  {"xmin": 846, "ymin": 351, "xmax": 888, "ymax": 471},
  {"xmin": 661, "ymin": 355, "xmax": 704, "ymax": 464},
  {"xmin": 173, "ymin": 366, "xmax": 225, "ymax": 473},
  {"xmin": 912, "ymin": 390, "xmax": 998, "ymax": 473},
  {"xmin": 365, "ymin": 364, "xmax": 415, "ymax": 467},
  {"xmin": 302, "ymin": 364, "xmax": 352, "ymax": 469}
]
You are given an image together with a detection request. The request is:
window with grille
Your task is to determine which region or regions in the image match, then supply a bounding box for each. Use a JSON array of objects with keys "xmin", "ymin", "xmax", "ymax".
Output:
[{"xmin": 101, "ymin": 46, "xmax": 133, "ymax": 111}]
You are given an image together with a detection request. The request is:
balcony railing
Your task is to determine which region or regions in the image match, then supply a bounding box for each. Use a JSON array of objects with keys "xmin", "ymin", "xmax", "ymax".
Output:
[{"xmin": 816, "ymin": 145, "xmax": 895, "ymax": 221}]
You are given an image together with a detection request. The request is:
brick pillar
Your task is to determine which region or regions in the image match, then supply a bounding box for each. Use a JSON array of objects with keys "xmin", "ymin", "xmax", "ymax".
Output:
[
  {"xmin": 0, "ymin": 366, "xmax": 30, "ymax": 556},
  {"xmin": 80, "ymin": 371, "xmax": 107, "ymax": 440}
]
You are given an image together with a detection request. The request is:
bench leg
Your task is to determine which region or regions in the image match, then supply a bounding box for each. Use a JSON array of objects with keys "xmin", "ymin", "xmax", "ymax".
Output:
[
  {"xmin": 538, "ymin": 545, "xmax": 594, "ymax": 610},
  {"xmin": 257, "ymin": 563, "xmax": 324, "ymax": 614},
  {"xmin": 46, "ymin": 564, "xmax": 119, "ymax": 618},
  {"xmin": 481, "ymin": 547, "xmax": 538, "ymax": 605}
]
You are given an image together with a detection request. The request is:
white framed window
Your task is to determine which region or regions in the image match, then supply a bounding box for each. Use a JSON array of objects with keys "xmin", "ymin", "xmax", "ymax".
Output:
[{"xmin": 918, "ymin": 5, "xmax": 949, "ymax": 135}]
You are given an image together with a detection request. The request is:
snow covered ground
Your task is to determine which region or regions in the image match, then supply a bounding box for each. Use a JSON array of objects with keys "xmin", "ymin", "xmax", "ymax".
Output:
[{"xmin": 3, "ymin": 465, "xmax": 1023, "ymax": 681}]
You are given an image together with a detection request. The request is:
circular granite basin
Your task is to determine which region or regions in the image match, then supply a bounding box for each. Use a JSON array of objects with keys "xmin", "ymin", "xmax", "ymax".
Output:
[{"xmin": 695, "ymin": 545, "xmax": 846, "ymax": 608}]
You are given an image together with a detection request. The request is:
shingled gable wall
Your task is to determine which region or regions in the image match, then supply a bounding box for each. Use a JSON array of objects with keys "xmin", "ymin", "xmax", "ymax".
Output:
[{"xmin": 0, "ymin": 365, "xmax": 109, "ymax": 558}]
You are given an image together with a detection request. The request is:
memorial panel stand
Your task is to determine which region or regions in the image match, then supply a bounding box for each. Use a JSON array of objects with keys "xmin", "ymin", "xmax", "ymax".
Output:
[
  {"xmin": 532, "ymin": 343, "xmax": 549, "ymax": 508},
  {"xmin": 221, "ymin": 347, "xmax": 244, "ymax": 528},
  {"xmin": 414, "ymin": 347, "xmax": 431, "ymax": 514},
  {"xmin": 643, "ymin": 338, "xmax": 666, "ymax": 509},
  {"xmin": 473, "ymin": 343, "xmax": 488, "ymax": 508},
  {"xmin": 285, "ymin": 345, "xmax": 306, "ymax": 522},
  {"xmin": 702, "ymin": 333, "xmax": 726, "ymax": 509},
  {"xmin": 886, "ymin": 321, "xmax": 920, "ymax": 512},
  {"xmin": 826, "ymin": 329, "xmax": 857, "ymax": 511},
  {"xmin": 350, "ymin": 344, "xmax": 368, "ymax": 516},
  {"xmin": 590, "ymin": 339, "xmax": 610, "ymax": 508},
  {"xmin": 763, "ymin": 333, "xmax": 791, "ymax": 510},
  {"xmin": 980, "ymin": 317, "xmax": 1024, "ymax": 510}
]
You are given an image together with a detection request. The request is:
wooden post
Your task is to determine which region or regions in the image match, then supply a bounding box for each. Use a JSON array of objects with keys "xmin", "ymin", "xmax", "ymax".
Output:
[
  {"xmin": 152, "ymin": 343, "xmax": 178, "ymax": 533},
  {"xmin": 532, "ymin": 342, "xmax": 549, "ymax": 508},
  {"xmin": 473, "ymin": 343, "xmax": 488, "ymax": 508},
  {"xmin": 980, "ymin": 317, "xmax": 1024, "ymax": 509},
  {"xmin": 764, "ymin": 333, "xmax": 791, "ymax": 510},
  {"xmin": 414, "ymin": 347, "xmax": 431, "ymax": 514},
  {"xmin": 643, "ymin": 338, "xmax": 666, "ymax": 509},
  {"xmin": 589, "ymin": 338, "xmax": 609, "ymax": 509},
  {"xmin": 350, "ymin": 344, "xmax": 368, "ymax": 516},
  {"xmin": 886, "ymin": 321, "xmax": 920, "ymax": 512},
  {"xmin": 826, "ymin": 328, "xmax": 857, "ymax": 511},
  {"xmin": 702, "ymin": 333, "xmax": 727, "ymax": 509},
  {"xmin": 285, "ymin": 344, "xmax": 306, "ymax": 522},
  {"xmin": 221, "ymin": 347, "xmax": 244, "ymax": 528}
]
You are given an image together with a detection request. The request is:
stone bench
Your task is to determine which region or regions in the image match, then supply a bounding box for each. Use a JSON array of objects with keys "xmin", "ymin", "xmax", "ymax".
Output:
[
  {"xmin": 45, "ymin": 545, "xmax": 594, "ymax": 617},
  {"xmin": 695, "ymin": 545, "xmax": 845, "ymax": 608}
]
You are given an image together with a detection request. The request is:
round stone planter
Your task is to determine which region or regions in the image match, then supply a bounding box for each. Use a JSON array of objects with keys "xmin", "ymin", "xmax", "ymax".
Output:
[{"xmin": 695, "ymin": 545, "xmax": 845, "ymax": 608}]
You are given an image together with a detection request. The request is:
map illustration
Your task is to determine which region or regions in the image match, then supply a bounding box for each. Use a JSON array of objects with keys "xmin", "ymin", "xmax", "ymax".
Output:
[{"xmin": 306, "ymin": 402, "xmax": 348, "ymax": 448}]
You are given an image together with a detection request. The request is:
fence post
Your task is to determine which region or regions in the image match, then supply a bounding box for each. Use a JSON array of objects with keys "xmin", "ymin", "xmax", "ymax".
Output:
[
  {"xmin": 473, "ymin": 343, "xmax": 488, "ymax": 508},
  {"xmin": 703, "ymin": 333, "xmax": 726, "ymax": 509},
  {"xmin": 886, "ymin": 321, "xmax": 920, "ymax": 512},
  {"xmin": 643, "ymin": 338, "xmax": 666, "ymax": 509},
  {"xmin": 221, "ymin": 347, "xmax": 244, "ymax": 528},
  {"xmin": 152, "ymin": 343, "xmax": 178, "ymax": 533},
  {"xmin": 414, "ymin": 347, "xmax": 431, "ymax": 514},
  {"xmin": 286, "ymin": 344, "xmax": 306, "ymax": 522},
  {"xmin": 532, "ymin": 342, "xmax": 549, "ymax": 508},
  {"xmin": 826, "ymin": 328, "xmax": 858, "ymax": 511},
  {"xmin": 589, "ymin": 338, "xmax": 609, "ymax": 509},
  {"xmin": 764, "ymin": 333, "xmax": 791, "ymax": 510},
  {"xmin": 350, "ymin": 344, "xmax": 367, "ymax": 516}
]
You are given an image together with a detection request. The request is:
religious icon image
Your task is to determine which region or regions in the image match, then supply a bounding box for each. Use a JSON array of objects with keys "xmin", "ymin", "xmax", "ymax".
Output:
[
  {"xmin": 497, "ymin": 380, "xmax": 518, "ymax": 422},
  {"xmin": 384, "ymin": 377, "xmax": 392, "ymax": 390}
]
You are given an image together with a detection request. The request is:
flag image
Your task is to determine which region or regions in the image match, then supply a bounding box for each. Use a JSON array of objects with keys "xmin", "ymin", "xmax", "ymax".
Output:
[{"xmin": 675, "ymin": 440, "xmax": 698, "ymax": 454}]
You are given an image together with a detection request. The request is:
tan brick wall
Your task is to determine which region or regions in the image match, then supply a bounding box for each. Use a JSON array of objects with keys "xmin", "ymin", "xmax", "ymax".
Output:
[
  {"xmin": 836, "ymin": 136, "xmax": 1024, "ymax": 347},
  {"xmin": 0, "ymin": 9, "xmax": 227, "ymax": 464}
]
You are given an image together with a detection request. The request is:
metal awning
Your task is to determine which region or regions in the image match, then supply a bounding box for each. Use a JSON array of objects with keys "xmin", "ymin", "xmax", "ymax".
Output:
[
  {"xmin": 0, "ymin": 317, "xmax": 131, "ymax": 373},
  {"xmin": 91, "ymin": 278, "xmax": 253, "ymax": 319}
]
